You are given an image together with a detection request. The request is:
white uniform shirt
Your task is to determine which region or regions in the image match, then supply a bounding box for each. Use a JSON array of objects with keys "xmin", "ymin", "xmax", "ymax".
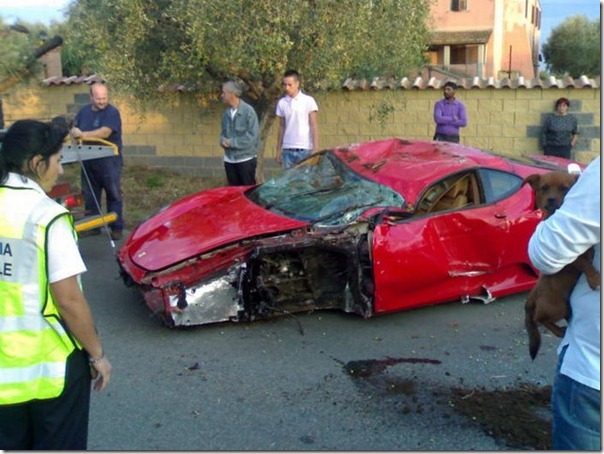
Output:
[
  {"xmin": 275, "ymin": 91, "xmax": 318, "ymax": 150},
  {"xmin": 528, "ymin": 157, "xmax": 600, "ymax": 390},
  {"xmin": 5, "ymin": 173, "xmax": 87, "ymax": 283}
]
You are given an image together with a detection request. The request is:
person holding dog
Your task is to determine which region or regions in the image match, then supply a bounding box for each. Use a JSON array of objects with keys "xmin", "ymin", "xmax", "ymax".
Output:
[
  {"xmin": 433, "ymin": 81, "xmax": 467, "ymax": 143},
  {"xmin": 0, "ymin": 119, "xmax": 112, "ymax": 449},
  {"xmin": 540, "ymin": 97, "xmax": 579, "ymax": 159},
  {"xmin": 219, "ymin": 79, "xmax": 260, "ymax": 186},
  {"xmin": 528, "ymin": 156, "xmax": 600, "ymax": 450}
]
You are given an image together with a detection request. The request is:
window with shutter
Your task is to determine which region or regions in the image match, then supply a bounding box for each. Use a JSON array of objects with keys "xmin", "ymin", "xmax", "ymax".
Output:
[{"xmin": 451, "ymin": 0, "xmax": 468, "ymax": 11}]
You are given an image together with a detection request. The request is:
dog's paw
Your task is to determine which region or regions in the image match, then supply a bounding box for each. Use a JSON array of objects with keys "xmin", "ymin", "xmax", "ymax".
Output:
[{"xmin": 586, "ymin": 271, "xmax": 601, "ymax": 290}]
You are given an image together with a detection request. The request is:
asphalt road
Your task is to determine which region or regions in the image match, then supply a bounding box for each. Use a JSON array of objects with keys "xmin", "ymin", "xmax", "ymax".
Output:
[{"xmin": 80, "ymin": 233, "xmax": 559, "ymax": 450}]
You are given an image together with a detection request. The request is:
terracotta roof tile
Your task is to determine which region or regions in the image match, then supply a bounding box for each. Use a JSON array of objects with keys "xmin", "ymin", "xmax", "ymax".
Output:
[
  {"xmin": 42, "ymin": 74, "xmax": 104, "ymax": 86},
  {"xmin": 342, "ymin": 75, "xmax": 600, "ymax": 90},
  {"xmin": 40, "ymin": 74, "xmax": 600, "ymax": 91},
  {"xmin": 430, "ymin": 29, "xmax": 493, "ymax": 45},
  {"xmin": 158, "ymin": 83, "xmax": 198, "ymax": 93}
]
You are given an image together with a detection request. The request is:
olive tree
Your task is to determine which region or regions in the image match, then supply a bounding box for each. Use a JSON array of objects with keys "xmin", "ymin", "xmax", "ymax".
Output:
[
  {"xmin": 65, "ymin": 0, "xmax": 432, "ymax": 174},
  {"xmin": 541, "ymin": 15, "xmax": 600, "ymax": 78}
]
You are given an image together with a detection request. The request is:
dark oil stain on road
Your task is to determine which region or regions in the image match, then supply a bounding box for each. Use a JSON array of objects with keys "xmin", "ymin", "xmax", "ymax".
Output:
[
  {"xmin": 341, "ymin": 356, "xmax": 441, "ymax": 378},
  {"xmin": 337, "ymin": 356, "xmax": 552, "ymax": 450}
]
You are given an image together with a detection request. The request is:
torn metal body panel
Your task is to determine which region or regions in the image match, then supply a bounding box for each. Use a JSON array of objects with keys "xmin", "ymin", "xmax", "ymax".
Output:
[
  {"xmin": 120, "ymin": 223, "xmax": 373, "ymax": 327},
  {"xmin": 169, "ymin": 266, "xmax": 243, "ymax": 326},
  {"xmin": 117, "ymin": 138, "xmax": 583, "ymax": 328}
]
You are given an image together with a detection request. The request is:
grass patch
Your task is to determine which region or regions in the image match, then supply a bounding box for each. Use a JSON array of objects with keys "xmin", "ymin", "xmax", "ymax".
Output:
[
  {"xmin": 144, "ymin": 173, "xmax": 167, "ymax": 189},
  {"xmin": 60, "ymin": 163, "xmax": 225, "ymax": 229}
]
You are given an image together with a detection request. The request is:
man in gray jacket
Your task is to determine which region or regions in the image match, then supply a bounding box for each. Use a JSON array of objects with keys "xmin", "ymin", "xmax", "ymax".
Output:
[{"xmin": 219, "ymin": 80, "xmax": 260, "ymax": 185}]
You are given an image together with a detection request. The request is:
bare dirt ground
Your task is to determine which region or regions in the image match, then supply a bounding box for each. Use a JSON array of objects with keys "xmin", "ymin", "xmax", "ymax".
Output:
[
  {"xmin": 450, "ymin": 384, "xmax": 551, "ymax": 449},
  {"xmin": 342, "ymin": 357, "xmax": 552, "ymax": 450},
  {"xmin": 61, "ymin": 163, "xmax": 224, "ymax": 228},
  {"xmin": 66, "ymin": 163, "xmax": 554, "ymax": 449}
]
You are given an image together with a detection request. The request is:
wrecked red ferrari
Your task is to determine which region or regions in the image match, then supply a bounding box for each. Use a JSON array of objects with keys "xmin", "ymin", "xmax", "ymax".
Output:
[{"xmin": 117, "ymin": 138, "xmax": 578, "ymax": 327}]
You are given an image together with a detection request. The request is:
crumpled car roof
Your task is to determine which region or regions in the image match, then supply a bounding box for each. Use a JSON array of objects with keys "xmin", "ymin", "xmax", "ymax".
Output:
[{"xmin": 332, "ymin": 139, "xmax": 512, "ymax": 204}]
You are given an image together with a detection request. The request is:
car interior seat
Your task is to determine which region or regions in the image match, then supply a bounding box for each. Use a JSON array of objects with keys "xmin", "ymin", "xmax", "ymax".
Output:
[{"xmin": 432, "ymin": 176, "xmax": 470, "ymax": 211}]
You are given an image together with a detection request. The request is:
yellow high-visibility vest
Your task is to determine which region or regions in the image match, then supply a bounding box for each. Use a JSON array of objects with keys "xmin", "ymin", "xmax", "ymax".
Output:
[{"xmin": 0, "ymin": 184, "xmax": 79, "ymax": 404}]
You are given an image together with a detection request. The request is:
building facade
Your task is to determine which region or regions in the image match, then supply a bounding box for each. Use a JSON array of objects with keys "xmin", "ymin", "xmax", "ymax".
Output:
[{"xmin": 427, "ymin": 0, "xmax": 541, "ymax": 79}]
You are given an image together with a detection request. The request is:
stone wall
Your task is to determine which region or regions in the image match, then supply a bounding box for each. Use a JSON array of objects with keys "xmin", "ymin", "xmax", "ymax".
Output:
[{"xmin": 3, "ymin": 83, "xmax": 600, "ymax": 180}]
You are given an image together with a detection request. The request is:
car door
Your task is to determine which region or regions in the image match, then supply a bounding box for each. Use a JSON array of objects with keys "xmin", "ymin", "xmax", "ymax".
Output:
[
  {"xmin": 476, "ymin": 167, "xmax": 543, "ymax": 293},
  {"xmin": 370, "ymin": 168, "xmax": 531, "ymax": 315}
]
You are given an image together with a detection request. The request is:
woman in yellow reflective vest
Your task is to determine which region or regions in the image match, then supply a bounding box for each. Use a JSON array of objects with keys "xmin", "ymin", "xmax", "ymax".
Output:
[{"xmin": 0, "ymin": 119, "xmax": 112, "ymax": 449}]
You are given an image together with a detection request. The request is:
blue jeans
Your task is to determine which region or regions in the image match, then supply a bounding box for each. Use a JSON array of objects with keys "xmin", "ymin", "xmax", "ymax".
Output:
[
  {"xmin": 552, "ymin": 345, "xmax": 601, "ymax": 450},
  {"xmin": 81, "ymin": 155, "xmax": 124, "ymax": 232},
  {"xmin": 282, "ymin": 148, "xmax": 311, "ymax": 169}
]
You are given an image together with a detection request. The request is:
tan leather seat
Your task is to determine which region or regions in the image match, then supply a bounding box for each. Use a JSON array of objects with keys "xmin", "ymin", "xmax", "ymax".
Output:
[{"xmin": 432, "ymin": 177, "xmax": 469, "ymax": 211}]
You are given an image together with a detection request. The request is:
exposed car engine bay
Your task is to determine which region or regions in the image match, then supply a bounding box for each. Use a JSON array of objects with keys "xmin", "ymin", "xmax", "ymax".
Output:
[{"xmin": 128, "ymin": 227, "xmax": 376, "ymax": 327}]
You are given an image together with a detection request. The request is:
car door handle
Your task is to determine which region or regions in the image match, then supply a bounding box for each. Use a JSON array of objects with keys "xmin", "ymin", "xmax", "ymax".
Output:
[{"xmin": 494, "ymin": 212, "xmax": 507, "ymax": 219}]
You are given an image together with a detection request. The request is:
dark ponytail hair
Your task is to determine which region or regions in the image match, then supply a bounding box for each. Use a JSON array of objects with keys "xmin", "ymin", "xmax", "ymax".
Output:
[
  {"xmin": 0, "ymin": 119, "xmax": 68, "ymax": 184},
  {"xmin": 555, "ymin": 97, "xmax": 570, "ymax": 108}
]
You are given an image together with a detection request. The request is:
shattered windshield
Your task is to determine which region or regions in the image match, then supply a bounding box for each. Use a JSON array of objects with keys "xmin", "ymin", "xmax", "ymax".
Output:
[{"xmin": 247, "ymin": 151, "xmax": 405, "ymax": 226}]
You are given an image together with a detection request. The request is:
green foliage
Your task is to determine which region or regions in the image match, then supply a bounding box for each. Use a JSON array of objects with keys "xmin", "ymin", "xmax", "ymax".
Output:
[
  {"xmin": 0, "ymin": 15, "xmax": 75, "ymax": 90},
  {"xmin": 541, "ymin": 15, "xmax": 600, "ymax": 78},
  {"xmin": 369, "ymin": 100, "xmax": 397, "ymax": 131},
  {"xmin": 64, "ymin": 0, "xmax": 432, "ymax": 114},
  {"xmin": 145, "ymin": 174, "xmax": 166, "ymax": 189},
  {"xmin": 0, "ymin": 17, "xmax": 47, "ymax": 85}
]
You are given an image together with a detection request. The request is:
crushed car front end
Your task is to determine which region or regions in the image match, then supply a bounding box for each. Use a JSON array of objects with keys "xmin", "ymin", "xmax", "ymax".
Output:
[{"xmin": 118, "ymin": 222, "xmax": 376, "ymax": 327}]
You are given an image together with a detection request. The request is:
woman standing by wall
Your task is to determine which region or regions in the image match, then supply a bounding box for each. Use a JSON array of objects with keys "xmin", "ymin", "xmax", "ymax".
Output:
[
  {"xmin": 0, "ymin": 120, "xmax": 112, "ymax": 449},
  {"xmin": 540, "ymin": 97, "xmax": 580, "ymax": 159}
]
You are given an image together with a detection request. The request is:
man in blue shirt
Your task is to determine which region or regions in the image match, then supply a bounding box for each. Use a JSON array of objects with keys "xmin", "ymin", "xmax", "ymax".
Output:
[
  {"xmin": 71, "ymin": 83, "xmax": 124, "ymax": 240},
  {"xmin": 433, "ymin": 81, "xmax": 467, "ymax": 143}
]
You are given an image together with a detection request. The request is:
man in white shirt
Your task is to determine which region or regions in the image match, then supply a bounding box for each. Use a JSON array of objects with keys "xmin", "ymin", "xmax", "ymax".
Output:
[
  {"xmin": 275, "ymin": 69, "xmax": 319, "ymax": 169},
  {"xmin": 528, "ymin": 156, "xmax": 600, "ymax": 450}
]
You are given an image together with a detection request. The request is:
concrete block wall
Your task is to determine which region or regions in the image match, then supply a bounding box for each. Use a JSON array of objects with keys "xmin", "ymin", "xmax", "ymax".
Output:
[
  {"xmin": 314, "ymin": 88, "xmax": 600, "ymax": 163},
  {"xmin": 3, "ymin": 83, "xmax": 600, "ymax": 178}
]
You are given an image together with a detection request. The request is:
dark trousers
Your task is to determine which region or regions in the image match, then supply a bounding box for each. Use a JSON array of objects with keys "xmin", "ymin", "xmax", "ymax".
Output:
[
  {"xmin": 433, "ymin": 133, "xmax": 460, "ymax": 143},
  {"xmin": 81, "ymin": 155, "xmax": 124, "ymax": 232},
  {"xmin": 225, "ymin": 158, "xmax": 257, "ymax": 186},
  {"xmin": 0, "ymin": 349, "xmax": 92, "ymax": 450},
  {"xmin": 544, "ymin": 145, "xmax": 572, "ymax": 159}
]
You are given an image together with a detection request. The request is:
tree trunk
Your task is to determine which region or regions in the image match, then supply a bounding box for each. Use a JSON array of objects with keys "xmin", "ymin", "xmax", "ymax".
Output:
[
  {"xmin": 241, "ymin": 76, "xmax": 282, "ymax": 184},
  {"xmin": 255, "ymin": 105, "xmax": 277, "ymax": 184}
]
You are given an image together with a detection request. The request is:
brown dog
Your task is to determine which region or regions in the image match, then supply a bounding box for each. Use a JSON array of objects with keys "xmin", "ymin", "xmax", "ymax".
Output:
[{"xmin": 523, "ymin": 171, "xmax": 601, "ymax": 360}]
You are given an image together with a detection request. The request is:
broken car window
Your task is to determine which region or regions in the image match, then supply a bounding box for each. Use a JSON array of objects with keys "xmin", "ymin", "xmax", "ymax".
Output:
[{"xmin": 247, "ymin": 151, "xmax": 405, "ymax": 226}]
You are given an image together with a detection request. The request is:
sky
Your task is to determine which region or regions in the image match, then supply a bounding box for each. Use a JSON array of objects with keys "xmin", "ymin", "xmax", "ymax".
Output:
[
  {"xmin": 539, "ymin": 0, "xmax": 601, "ymax": 41},
  {"xmin": 0, "ymin": 0, "xmax": 600, "ymax": 47},
  {"xmin": 1, "ymin": 0, "xmax": 70, "ymax": 24}
]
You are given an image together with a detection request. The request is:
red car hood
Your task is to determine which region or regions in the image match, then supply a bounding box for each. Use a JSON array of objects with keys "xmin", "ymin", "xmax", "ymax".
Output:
[{"xmin": 124, "ymin": 186, "xmax": 308, "ymax": 272}]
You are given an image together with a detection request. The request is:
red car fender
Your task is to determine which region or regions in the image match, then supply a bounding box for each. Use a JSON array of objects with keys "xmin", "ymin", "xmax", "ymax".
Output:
[{"xmin": 370, "ymin": 185, "xmax": 541, "ymax": 314}]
